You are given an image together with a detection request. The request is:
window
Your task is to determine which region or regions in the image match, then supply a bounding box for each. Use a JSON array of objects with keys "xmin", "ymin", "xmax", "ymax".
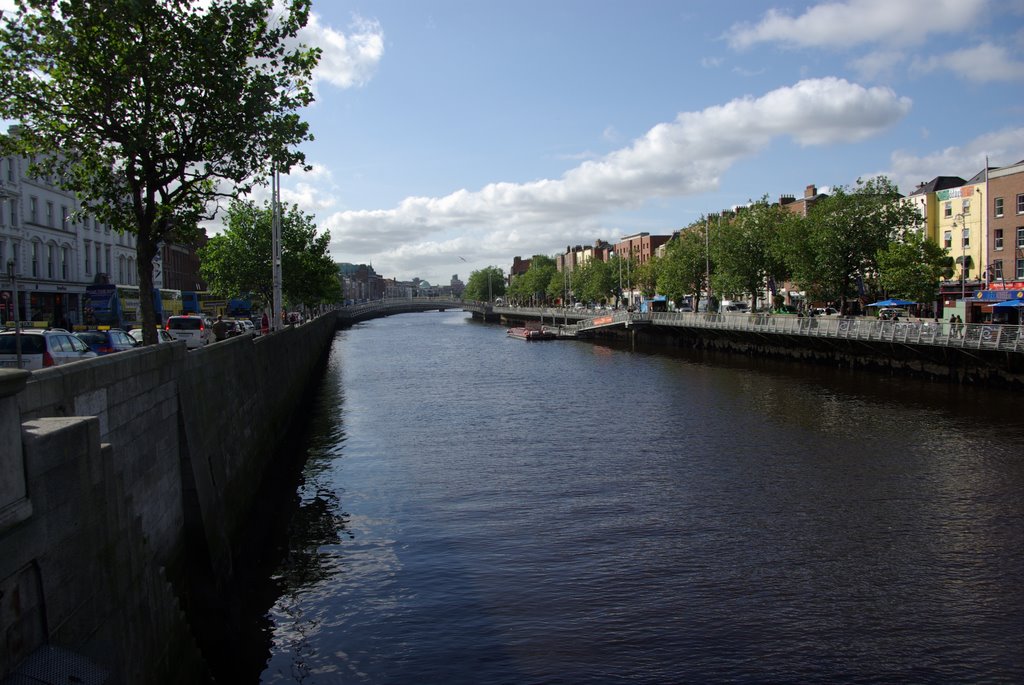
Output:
[
  {"xmin": 944, "ymin": 231, "xmax": 952, "ymax": 249},
  {"xmin": 993, "ymin": 260, "xmax": 1003, "ymax": 281},
  {"xmin": 61, "ymin": 246, "xmax": 69, "ymax": 280},
  {"xmin": 61, "ymin": 205, "xmax": 69, "ymax": 228},
  {"xmin": 6, "ymin": 158, "xmax": 13, "ymax": 181},
  {"xmin": 84, "ymin": 240, "xmax": 91, "ymax": 274},
  {"xmin": 118, "ymin": 255, "xmax": 126, "ymax": 283},
  {"xmin": 0, "ymin": 241, "xmax": 5, "ymax": 266},
  {"xmin": 46, "ymin": 202, "xmax": 53, "ymax": 227},
  {"xmin": 1018, "ymin": 258, "xmax": 1024, "ymax": 281},
  {"xmin": 95, "ymin": 245, "xmax": 101, "ymax": 275},
  {"xmin": 31, "ymin": 242, "xmax": 39, "ymax": 277},
  {"xmin": 1018, "ymin": 227, "xmax": 1024, "ymax": 249},
  {"xmin": 8, "ymin": 199, "xmax": 15, "ymax": 226},
  {"xmin": 47, "ymin": 244, "xmax": 55, "ymax": 278},
  {"xmin": 962, "ymin": 229, "xmax": 970, "ymax": 248},
  {"xmin": 995, "ymin": 229, "xmax": 1004, "ymax": 250},
  {"xmin": 944, "ymin": 201, "xmax": 952, "ymax": 218},
  {"xmin": 0, "ymin": 198, "xmax": 4, "ymax": 226},
  {"xmin": 11, "ymin": 241, "xmax": 19, "ymax": 274},
  {"xmin": 104, "ymin": 246, "xmax": 110, "ymax": 274},
  {"xmin": 1018, "ymin": 194, "xmax": 1024, "ymax": 215},
  {"xmin": 995, "ymin": 197, "xmax": 1004, "ymax": 217},
  {"xmin": 29, "ymin": 196, "xmax": 37, "ymax": 223},
  {"xmin": 962, "ymin": 199, "xmax": 971, "ymax": 215}
]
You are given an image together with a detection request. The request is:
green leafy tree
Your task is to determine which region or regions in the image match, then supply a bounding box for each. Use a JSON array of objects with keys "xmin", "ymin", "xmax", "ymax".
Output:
[
  {"xmin": 508, "ymin": 255, "xmax": 557, "ymax": 305},
  {"xmin": 199, "ymin": 199, "xmax": 340, "ymax": 311},
  {"xmin": 781, "ymin": 177, "xmax": 921, "ymax": 312},
  {"xmin": 0, "ymin": 0, "xmax": 319, "ymax": 342},
  {"xmin": 876, "ymin": 231, "xmax": 950, "ymax": 307},
  {"xmin": 713, "ymin": 199, "xmax": 791, "ymax": 311},
  {"xmin": 571, "ymin": 258, "xmax": 615, "ymax": 304},
  {"xmin": 464, "ymin": 266, "xmax": 506, "ymax": 302},
  {"xmin": 657, "ymin": 221, "xmax": 710, "ymax": 307}
]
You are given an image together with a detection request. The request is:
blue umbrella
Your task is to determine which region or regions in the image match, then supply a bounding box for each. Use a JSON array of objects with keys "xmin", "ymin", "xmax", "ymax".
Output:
[
  {"xmin": 867, "ymin": 298, "xmax": 916, "ymax": 307},
  {"xmin": 992, "ymin": 299, "xmax": 1024, "ymax": 308}
]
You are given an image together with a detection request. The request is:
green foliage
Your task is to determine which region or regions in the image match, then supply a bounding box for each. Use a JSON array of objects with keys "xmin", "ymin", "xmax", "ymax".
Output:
[
  {"xmin": 781, "ymin": 176, "xmax": 921, "ymax": 309},
  {"xmin": 656, "ymin": 222, "xmax": 710, "ymax": 306},
  {"xmin": 571, "ymin": 259, "xmax": 615, "ymax": 304},
  {"xmin": 508, "ymin": 255, "xmax": 557, "ymax": 304},
  {"xmin": 876, "ymin": 231, "xmax": 950, "ymax": 305},
  {"xmin": 199, "ymin": 199, "xmax": 340, "ymax": 309},
  {"xmin": 713, "ymin": 200, "xmax": 791, "ymax": 310},
  {"xmin": 0, "ymin": 0, "xmax": 319, "ymax": 342},
  {"xmin": 464, "ymin": 266, "xmax": 506, "ymax": 301}
]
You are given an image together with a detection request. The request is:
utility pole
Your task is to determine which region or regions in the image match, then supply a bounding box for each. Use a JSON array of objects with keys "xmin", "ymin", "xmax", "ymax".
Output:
[
  {"xmin": 6, "ymin": 259, "xmax": 22, "ymax": 367},
  {"xmin": 271, "ymin": 163, "xmax": 283, "ymax": 331}
]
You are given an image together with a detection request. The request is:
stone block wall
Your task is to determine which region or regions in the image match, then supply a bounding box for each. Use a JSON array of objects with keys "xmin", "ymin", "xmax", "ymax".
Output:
[{"xmin": 0, "ymin": 313, "xmax": 337, "ymax": 682}]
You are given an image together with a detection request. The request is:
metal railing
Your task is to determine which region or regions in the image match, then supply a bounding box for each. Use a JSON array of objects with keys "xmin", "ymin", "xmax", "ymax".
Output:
[{"xmin": 499, "ymin": 307, "xmax": 1024, "ymax": 354}]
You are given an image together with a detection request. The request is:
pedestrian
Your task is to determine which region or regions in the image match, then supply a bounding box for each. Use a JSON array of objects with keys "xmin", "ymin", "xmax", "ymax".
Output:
[
  {"xmin": 212, "ymin": 315, "xmax": 228, "ymax": 342},
  {"xmin": 261, "ymin": 311, "xmax": 270, "ymax": 335},
  {"xmin": 956, "ymin": 315, "xmax": 965, "ymax": 338},
  {"xmin": 949, "ymin": 313, "xmax": 956, "ymax": 336}
]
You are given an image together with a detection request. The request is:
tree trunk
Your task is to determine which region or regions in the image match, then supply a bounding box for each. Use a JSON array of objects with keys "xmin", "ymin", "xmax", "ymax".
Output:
[{"xmin": 136, "ymin": 237, "xmax": 159, "ymax": 346}]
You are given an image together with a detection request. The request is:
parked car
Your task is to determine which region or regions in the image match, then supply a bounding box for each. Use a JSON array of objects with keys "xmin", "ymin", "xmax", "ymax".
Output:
[
  {"xmin": 76, "ymin": 328, "xmax": 139, "ymax": 355},
  {"xmin": 165, "ymin": 315, "xmax": 211, "ymax": 348},
  {"xmin": 128, "ymin": 327, "xmax": 177, "ymax": 345},
  {"xmin": 0, "ymin": 329, "xmax": 98, "ymax": 370},
  {"xmin": 234, "ymin": 319, "xmax": 255, "ymax": 335},
  {"xmin": 814, "ymin": 307, "xmax": 839, "ymax": 316}
]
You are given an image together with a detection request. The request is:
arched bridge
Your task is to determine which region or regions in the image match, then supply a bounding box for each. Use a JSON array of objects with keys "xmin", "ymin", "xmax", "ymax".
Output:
[{"xmin": 335, "ymin": 297, "xmax": 465, "ymax": 325}]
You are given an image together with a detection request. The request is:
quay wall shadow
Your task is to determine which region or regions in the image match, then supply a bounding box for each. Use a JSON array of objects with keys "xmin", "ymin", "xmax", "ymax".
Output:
[
  {"xmin": 587, "ymin": 324, "xmax": 1024, "ymax": 390},
  {"xmin": 0, "ymin": 313, "xmax": 338, "ymax": 683}
]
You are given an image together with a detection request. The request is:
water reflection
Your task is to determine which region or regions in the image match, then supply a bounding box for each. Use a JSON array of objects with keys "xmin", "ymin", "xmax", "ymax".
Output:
[{"xmin": 255, "ymin": 313, "xmax": 1024, "ymax": 684}]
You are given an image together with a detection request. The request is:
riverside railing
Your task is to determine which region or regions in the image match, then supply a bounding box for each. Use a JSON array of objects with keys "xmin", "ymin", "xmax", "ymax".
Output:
[{"xmin": 550, "ymin": 309, "xmax": 1023, "ymax": 354}]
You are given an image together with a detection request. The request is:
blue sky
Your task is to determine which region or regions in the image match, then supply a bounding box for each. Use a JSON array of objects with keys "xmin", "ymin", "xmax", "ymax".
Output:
[{"xmin": 6, "ymin": 0, "xmax": 1024, "ymax": 286}]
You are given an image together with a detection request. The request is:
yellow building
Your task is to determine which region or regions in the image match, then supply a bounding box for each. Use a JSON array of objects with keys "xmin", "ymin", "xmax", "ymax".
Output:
[{"xmin": 936, "ymin": 180, "xmax": 986, "ymax": 291}]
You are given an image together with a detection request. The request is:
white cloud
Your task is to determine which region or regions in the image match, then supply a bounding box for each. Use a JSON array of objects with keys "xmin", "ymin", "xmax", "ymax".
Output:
[
  {"xmin": 321, "ymin": 78, "xmax": 911, "ymax": 278},
  {"xmin": 728, "ymin": 0, "xmax": 987, "ymax": 50},
  {"xmin": 850, "ymin": 50, "xmax": 905, "ymax": 81},
  {"xmin": 911, "ymin": 43, "xmax": 1024, "ymax": 82},
  {"xmin": 301, "ymin": 13, "xmax": 384, "ymax": 89},
  {"xmin": 872, "ymin": 127, "xmax": 1024, "ymax": 194}
]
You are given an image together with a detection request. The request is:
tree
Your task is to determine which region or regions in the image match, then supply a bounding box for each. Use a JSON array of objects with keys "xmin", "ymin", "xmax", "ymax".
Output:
[
  {"xmin": 0, "ymin": 0, "xmax": 319, "ymax": 342},
  {"xmin": 713, "ymin": 199, "xmax": 791, "ymax": 311},
  {"xmin": 508, "ymin": 255, "xmax": 557, "ymax": 305},
  {"xmin": 876, "ymin": 231, "xmax": 951, "ymax": 307},
  {"xmin": 657, "ymin": 222, "xmax": 710, "ymax": 307},
  {"xmin": 464, "ymin": 266, "xmax": 505, "ymax": 302},
  {"xmin": 571, "ymin": 258, "xmax": 615, "ymax": 305},
  {"xmin": 200, "ymin": 199, "xmax": 339, "ymax": 311},
  {"xmin": 781, "ymin": 177, "xmax": 921, "ymax": 313}
]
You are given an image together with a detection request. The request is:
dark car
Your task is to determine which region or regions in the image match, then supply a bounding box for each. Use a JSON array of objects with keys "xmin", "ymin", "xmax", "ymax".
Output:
[{"xmin": 76, "ymin": 328, "xmax": 139, "ymax": 355}]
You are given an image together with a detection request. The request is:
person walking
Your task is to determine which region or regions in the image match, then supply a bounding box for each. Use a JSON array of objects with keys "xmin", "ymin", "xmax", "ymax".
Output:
[{"xmin": 212, "ymin": 315, "xmax": 228, "ymax": 342}]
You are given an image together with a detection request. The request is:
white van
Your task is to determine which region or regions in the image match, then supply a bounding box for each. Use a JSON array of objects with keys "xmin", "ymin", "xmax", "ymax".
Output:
[{"xmin": 165, "ymin": 315, "xmax": 212, "ymax": 348}]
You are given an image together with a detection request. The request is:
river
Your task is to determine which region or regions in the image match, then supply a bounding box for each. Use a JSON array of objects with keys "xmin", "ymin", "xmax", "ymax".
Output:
[{"xmin": 255, "ymin": 309, "xmax": 1024, "ymax": 684}]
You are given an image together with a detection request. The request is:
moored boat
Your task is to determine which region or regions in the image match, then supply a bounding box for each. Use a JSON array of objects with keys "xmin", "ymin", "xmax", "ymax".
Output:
[{"xmin": 507, "ymin": 326, "xmax": 556, "ymax": 341}]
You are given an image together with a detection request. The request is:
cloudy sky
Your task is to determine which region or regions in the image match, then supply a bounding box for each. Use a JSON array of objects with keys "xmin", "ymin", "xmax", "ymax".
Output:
[{"xmin": 6, "ymin": 0, "xmax": 1024, "ymax": 285}]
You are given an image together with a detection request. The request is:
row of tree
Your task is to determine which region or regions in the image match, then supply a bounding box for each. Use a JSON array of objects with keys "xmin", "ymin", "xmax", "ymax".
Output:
[{"xmin": 468, "ymin": 176, "xmax": 952, "ymax": 312}]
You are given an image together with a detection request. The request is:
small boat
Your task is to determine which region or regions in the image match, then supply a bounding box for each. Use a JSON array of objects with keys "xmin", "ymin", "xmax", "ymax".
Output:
[{"xmin": 507, "ymin": 326, "xmax": 556, "ymax": 341}]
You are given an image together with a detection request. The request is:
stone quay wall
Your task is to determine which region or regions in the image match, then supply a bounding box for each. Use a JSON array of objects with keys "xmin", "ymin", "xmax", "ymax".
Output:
[{"xmin": 0, "ymin": 313, "xmax": 337, "ymax": 683}]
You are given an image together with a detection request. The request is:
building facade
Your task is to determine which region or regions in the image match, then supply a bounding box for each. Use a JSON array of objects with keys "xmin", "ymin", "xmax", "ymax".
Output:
[{"xmin": 986, "ymin": 160, "xmax": 1024, "ymax": 290}]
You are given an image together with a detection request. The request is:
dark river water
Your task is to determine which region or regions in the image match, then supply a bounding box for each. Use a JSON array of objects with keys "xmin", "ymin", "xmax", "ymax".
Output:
[{"xmin": 256, "ymin": 310, "xmax": 1024, "ymax": 684}]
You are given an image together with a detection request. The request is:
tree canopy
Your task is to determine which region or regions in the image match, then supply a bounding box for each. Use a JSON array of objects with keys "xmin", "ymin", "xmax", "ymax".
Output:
[
  {"xmin": 199, "ymin": 199, "xmax": 339, "ymax": 311},
  {"xmin": 464, "ymin": 266, "xmax": 506, "ymax": 302},
  {"xmin": 507, "ymin": 255, "xmax": 557, "ymax": 305},
  {"xmin": 0, "ymin": 0, "xmax": 319, "ymax": 342},
  {"xmin": 876, "ymin": 231, "xmax": 952, "ymax": 306},
  {"xmin": 656, "ymin": 221, "xmax": 710, "ymax": 307}
]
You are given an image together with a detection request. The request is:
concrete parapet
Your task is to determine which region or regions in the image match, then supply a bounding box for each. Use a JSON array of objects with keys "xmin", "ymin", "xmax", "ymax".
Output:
[{"xmin": 0, "ymin": 313, "xmax": 338, "ymax": 682}]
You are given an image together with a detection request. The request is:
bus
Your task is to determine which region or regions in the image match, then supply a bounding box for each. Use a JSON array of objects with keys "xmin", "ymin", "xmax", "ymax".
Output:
[{"xmin": 83, "ymin": 284, "xmax": 182, "ymax": 330}]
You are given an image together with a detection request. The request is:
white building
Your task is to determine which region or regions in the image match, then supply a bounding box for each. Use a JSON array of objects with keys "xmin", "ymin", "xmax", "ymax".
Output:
[{"xmin": 0, "ymin": 144, "xmax": 138, "ymax": 327}]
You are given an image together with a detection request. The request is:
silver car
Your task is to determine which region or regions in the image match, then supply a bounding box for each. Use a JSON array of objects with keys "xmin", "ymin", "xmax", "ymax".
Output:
[{"xmin": 0, "ymin": 329, "xmax": 98, "ymax": 370}]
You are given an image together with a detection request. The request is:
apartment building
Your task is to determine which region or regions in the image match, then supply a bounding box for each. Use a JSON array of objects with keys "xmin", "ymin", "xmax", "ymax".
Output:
[{"xmin": 986, "ymin": 160, "xmax": 1024, "ymax": 290}]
